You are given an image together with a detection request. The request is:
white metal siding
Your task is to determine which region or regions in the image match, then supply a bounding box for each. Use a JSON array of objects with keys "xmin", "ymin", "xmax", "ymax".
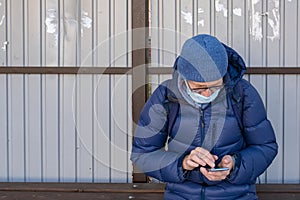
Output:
[
  {"xmin": 0, "ymin": 0, "xmax": 299, "ymax": 184},
  {"xmin": 0, "ymin": 0, "xmax": 132, "ymax": 183},
  {"xmin": 150, "ymin": 0, "xmax": 300, "ymax": 184}
]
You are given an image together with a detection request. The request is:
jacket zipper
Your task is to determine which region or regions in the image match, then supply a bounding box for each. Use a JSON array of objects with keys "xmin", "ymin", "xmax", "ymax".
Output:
[
  {"xmin": 211, "ymin": 123, "xmax": 216, "ymax": 148},
  {"xmin": 201, "ymin": 186, "xmax": 206, "ymax": 200},
  {"xmin": 200, "ymin": 109, "xmax": 205, "ymax": 145},
  {"xmin": 200, "ymin": 108, "xmax": 206, "ymax": 200}
]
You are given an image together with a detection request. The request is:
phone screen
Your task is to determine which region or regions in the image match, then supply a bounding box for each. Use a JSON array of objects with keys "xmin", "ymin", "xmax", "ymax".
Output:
[{"xmin": 207, "ymin": 167, "xmax": 229, "ymax": 172}]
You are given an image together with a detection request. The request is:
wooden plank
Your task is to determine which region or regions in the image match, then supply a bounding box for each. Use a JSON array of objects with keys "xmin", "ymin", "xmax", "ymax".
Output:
[
  {"xmin": 257, "ymin": 194, "xmax": 300, "ymax": 200},
  {"xmin": 0, "ymin": 183, "xmax": 300, "ymax": 200},
  {"xmin": 0, "ymin": 192, "xmax": 164, "ymax": 200},
  {"xmin": 0, "ymin": 183, "xmax": 165, "ymax": 192},
  {"xmin": 256, "ymin": 184, "xmax": 300, "ymax": 193},
  {"xmin": 1, "ymin": 183, "xmax": 300, "ymax": 193},
  {"xmin": 0, "ymin": 190, "xmax": 300, "ymax": 200}
]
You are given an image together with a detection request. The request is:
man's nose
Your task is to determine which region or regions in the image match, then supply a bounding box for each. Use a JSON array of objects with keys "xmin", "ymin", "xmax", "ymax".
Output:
[{"xmin": 200, "ymin": 89, "xmax": 212, "ymax": 97}]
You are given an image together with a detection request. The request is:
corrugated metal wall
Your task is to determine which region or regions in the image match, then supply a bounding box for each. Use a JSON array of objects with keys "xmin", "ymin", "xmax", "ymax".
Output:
[
  {"xmin": 0, "ymin": 0, "xmax": 299, "ymax": 184},
  {"xmin": 150, "ymin": 0, "xmax": 300, "ymax": 184},
  {"xmin": 0, "ymin": 0, "xmax": 132, "ymax": 183}
]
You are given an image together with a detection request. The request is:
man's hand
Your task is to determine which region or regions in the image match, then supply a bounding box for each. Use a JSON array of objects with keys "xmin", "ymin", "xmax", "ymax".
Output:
[
  {"xmin": 200, "ymin": 155, "xmax": 234, "ymax": 181},
  {"xmin": 182, "ymin": 147, "xmax": 218, "ymax": 171},
  {"xmin": 218, "ymin": 155, "xmax": 234, "ymax": 171}
]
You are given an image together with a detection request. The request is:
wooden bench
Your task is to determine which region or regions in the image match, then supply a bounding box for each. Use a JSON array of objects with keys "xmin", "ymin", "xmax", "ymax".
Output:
[{"xmin": 0, "ymin": 183, "xmax": 300, "ymax": 199}]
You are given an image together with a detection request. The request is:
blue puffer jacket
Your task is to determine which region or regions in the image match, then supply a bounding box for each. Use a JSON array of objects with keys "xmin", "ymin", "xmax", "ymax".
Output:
[{"xmin": 131, "ymin": 44, "xmax": 278, "ymax": 200}]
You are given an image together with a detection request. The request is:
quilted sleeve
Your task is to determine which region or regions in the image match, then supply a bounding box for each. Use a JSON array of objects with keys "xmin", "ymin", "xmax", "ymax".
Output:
[
  {"xmin": 130, "ymin": 82, "xmax": 187, "ymax": 183},
  {"xmin": 227, "ymin": 80, "xmax": 278, "ymax": 184}
]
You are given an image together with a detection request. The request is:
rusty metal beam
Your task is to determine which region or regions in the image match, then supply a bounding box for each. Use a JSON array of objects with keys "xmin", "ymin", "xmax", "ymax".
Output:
[
  {"xmin": 148, "ymin": 67, "xmax": 300, "ymax": 74},
  {"xmin": 1, "ymin": 67, "xmax": 300, "ymax": 74},
  {"xmin": 246, "ymin": 67, "xmax": 300, "ymax": 74},
  {"xmin": 0, "ymin": 67, "xmax": 130, "ymax": 74},
  {"xmin": 131, "ymin": 0, "xmax": 149, "ymax": 183}
]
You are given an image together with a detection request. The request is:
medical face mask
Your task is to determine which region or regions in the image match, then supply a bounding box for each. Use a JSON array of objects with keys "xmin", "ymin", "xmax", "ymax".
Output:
[{"xmin": 185, "ymin": 81, "xmax": 221, "ymax": 104}]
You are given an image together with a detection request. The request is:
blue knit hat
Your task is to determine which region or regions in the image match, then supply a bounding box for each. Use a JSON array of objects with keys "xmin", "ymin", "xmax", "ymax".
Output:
[{"xmin": 177, "ymin": 34, "xmax": 228, "ymax": 82}]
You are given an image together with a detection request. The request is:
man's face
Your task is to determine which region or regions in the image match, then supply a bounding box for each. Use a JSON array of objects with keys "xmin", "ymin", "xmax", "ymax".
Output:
[{"xmin": 185, "ymin": 78, "xmax": 223, "ymax": 97}]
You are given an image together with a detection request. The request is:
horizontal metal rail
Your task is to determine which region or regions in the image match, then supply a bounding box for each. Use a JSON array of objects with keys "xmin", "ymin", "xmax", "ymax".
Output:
[
  {"xmin": 0, "ymin": 67, "xmax": 300, "ymax": 74},
  {"xmin": 148, "ymin": 67, "xmax": 300, "ymax": 75},
  {"xmin": 0, "ymin": 67, "xmax": 131, "ymax": 74}
]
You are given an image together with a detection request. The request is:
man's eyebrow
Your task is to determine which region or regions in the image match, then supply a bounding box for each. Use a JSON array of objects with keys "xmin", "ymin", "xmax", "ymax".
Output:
[
  {"xmin": 191, "ymin": 85, "xmax": 207, "ymax": 88},
  {"xmin": 191, "ymin": 83, "xmax": 222, "ymax": 88}
]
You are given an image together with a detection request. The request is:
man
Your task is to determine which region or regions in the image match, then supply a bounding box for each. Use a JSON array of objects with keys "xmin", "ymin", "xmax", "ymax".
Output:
[{"xmin": 131, "ymin": 34, "xmax": 278, "ymax": 200}]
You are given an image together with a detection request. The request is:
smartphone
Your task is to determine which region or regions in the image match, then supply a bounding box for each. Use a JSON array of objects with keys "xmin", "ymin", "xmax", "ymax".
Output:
[{"xmin": 207, "ymin": 167, "xmax": 229, "ymax": 172}]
